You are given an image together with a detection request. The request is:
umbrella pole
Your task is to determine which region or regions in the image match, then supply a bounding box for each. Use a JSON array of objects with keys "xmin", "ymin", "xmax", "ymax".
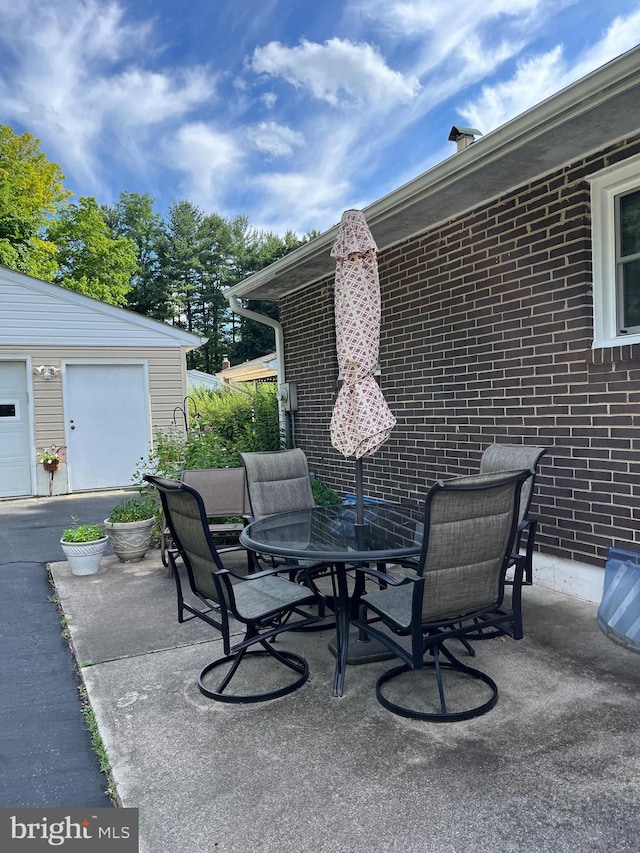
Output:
[
  {"xmin": 355, "ymin": 456, "xmax": 364, "ymax": 526},
  {"xmin": 328, "ymin": 452, "xmax": 395, "ymax": 665}
]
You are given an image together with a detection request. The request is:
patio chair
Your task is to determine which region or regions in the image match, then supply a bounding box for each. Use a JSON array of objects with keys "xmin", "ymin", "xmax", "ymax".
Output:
[
  {"xmin": 479, "ymin": 443, "xmax": 547, "ymax": 585},
  {"xmin": 351, "ymin": 469, "xmax": 531, "ymax": 722},
  {"xmin": 240, "ymin": 448, "xmax": 340, "ymax": 623},
  {"xmin": 240, "ymin": 448, "xmax": 331, "ymax": 573},
  {"xmin": 160, "ymin": 467, "xmax": 250, "ymax": 573},
  {"xmin": 240, "ymin": 449, "xmax": 316, "ymax": 521},
  {"xmin": 144, "ymin": 474, "xmax": 323, "ymax": 703}
]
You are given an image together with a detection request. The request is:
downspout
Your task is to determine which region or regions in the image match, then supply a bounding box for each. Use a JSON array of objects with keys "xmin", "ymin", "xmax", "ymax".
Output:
[{"xmin": 226, "ymin": 295, "xmax": 286, "ymax": 434}]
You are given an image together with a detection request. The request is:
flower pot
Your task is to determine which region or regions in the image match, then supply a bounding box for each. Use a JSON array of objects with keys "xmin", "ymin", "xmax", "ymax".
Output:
[
  {"xmin": 104, "ymin": 517, "xmax": 155, "ymax": 563},
  {"xmin": 43, "ymin": 459, "xmax": 61, "ymax": 472},
  {"xmin": 60, "ymin": 537, "xmax": 108, "ymax": 575}
]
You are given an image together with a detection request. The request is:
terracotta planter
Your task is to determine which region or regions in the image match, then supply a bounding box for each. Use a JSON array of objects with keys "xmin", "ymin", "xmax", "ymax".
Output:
[
  {"xmin": 104, "ymin": 517, "xmax": 155, "ymax": 563},
  {"xmin": 60, "ymin": 537, "xmax": 108, "ymax": 576}
]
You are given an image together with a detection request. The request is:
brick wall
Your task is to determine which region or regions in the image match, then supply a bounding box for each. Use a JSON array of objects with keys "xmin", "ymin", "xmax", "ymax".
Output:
[{"xmin": 281, "ymin": 135, "xmax": 640, "ymax": 569}]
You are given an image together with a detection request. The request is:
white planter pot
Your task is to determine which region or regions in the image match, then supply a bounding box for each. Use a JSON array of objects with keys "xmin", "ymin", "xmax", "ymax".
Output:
[
  {"xmin": 60, "ymin": 537, "xmax": 108, "ymax": 576},
  {"xmin": 104, "ymin": 518, "xmax": 155, "ymax": 563}
]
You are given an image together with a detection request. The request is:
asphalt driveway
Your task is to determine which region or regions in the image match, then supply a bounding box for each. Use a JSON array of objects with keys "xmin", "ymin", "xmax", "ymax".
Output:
[{"xmin": 0, "ymin": 490, "xmax": 127, "ymax": 807}]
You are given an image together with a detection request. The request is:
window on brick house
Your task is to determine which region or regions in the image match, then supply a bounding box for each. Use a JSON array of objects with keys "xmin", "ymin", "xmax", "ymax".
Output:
[
  {"xmin": 617, "ymin": 189, "xmax": 640, "ymax": 332},
  {"xmin": 589, "ymin": 154, "xmax": 640, "ymax": 348}
]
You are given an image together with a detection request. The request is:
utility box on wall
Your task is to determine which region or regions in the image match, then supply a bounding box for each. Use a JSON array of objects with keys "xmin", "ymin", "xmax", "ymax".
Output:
[
  {"xmin": 597, "ymin": 547, "xmax": 640, "ymax": 654},
  {"xmin": 278, "ymin": 382, "xmax": 298, "ymax": 412}
]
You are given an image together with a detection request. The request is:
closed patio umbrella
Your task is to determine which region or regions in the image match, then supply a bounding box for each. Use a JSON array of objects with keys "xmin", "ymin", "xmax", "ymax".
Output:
[{"xmin": 330, "ymin": 209, "xmax": 396, "ymax": 524}]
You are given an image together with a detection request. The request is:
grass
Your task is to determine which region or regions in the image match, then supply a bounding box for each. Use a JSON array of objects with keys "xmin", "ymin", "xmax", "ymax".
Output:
[{"xmin": 77, "ymin": 682, "xmax": 117, "ymax": 803}]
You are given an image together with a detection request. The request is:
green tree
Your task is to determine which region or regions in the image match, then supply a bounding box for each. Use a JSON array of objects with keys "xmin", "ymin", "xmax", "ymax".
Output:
[
  {"xmin": 226, "ymin": 227, "xmax": 308, "ymax": 363},
  {"xmin": 0, "ymin": 125, "xmax": 71, "ymax": 279},
  {"xmin": 159, "ymin": 200, "xmax": 205, "ymax": 333},
  {"xmin": 47, "ymin": 197, "xmax": 137, "ymax": 305},
  {"xmin": 196, "ymin": 212, "xmax": 235, "ymax": 372},
  {"xmin": 103, "ymin": 191, "xmax": 170, "ymax": 319},
  {"xmin": 159, "ymin": 202, "xmax": 239, "ymax": 372}
]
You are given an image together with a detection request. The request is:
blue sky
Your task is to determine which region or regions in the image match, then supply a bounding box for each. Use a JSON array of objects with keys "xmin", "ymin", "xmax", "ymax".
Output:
[{"xmin": 1, "ymin": 0, "xmax": 639, "ymax": 236}]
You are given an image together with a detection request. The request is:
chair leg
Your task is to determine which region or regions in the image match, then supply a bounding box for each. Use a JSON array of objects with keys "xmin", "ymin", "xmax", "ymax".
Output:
[
  {"xmin": 376, "ymin": 643, "xmax": 499, "ymax": 722},
  {"xmin": 457, "ymin": 634, "xmax": 476, "ymax": 657},
  {"xmin": 197, "ymin": 635, "xmax": 309, "ymax": 703}
]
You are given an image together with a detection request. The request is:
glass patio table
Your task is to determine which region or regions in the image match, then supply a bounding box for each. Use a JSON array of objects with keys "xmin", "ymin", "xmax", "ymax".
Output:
[{"xmin": 240, "ymin": 503, "xmax": 424, "ymax": 697}]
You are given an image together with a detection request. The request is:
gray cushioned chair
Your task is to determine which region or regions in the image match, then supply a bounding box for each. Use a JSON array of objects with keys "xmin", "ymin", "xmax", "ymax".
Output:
[
  {"xmin": 240, "ymin": 448, "xmax": 331, "ymax": 575},
  {"xmin": 479, "ymin": 443, "xmax": 547, "ymax": 585},
  {"xmin": 160, "ymin": 467, "xmax": 251, "ymax": 572},
  {"xmin": 351, "ymin": 469, "xmax": 531, "ymax": 722},
  {"xmin": 240, "ymin": 448, "xmax": 342, "ymax": 623},
  {"xmin": 145, "ymin": 474, "xmax": 323, "ymax": 704},
  {"xmin": 240, "ymin": 449, "xmax": 316, "ymax": 520}
]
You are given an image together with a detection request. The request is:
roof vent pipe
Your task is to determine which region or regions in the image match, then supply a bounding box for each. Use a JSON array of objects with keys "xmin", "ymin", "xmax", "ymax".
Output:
[{"xmin": 448, "ymin": 125, "xmax": 483, "ymax": 152}]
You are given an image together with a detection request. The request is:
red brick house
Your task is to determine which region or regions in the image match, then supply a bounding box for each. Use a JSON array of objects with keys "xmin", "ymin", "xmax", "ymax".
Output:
[{"xmin": 226, "ymin": 46, "xmax": 640, "ymax": 603}]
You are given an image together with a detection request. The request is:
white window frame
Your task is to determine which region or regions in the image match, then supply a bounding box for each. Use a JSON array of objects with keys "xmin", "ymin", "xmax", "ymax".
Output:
[{"xmin": 589, "ymin": 153, "xmax": 640, "ymax": 349}]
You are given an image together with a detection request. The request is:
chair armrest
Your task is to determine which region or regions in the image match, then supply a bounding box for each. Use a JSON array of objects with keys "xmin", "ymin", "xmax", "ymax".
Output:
[
  {"xmin": 214, "ymin": 564, "xmax": 295, "ymax": 582},
  {"xmin": 354, "ymin": 565, "xmax": 420, "ymax": 586}
]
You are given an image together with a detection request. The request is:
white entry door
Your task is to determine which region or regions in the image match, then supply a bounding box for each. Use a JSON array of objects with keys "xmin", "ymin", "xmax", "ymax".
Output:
[
  {"xmin": 65, "ymin": 363, "xmax": 151, "ymax": 491},
  {"xmin": 0, "ymin": 361, "xmax": 32, "ymax": 497}
]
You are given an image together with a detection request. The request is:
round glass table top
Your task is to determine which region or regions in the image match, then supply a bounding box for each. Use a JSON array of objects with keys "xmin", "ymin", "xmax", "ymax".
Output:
[{"xmin": 240, "ymin": 503, "xmax": 424, "ymax": 563}]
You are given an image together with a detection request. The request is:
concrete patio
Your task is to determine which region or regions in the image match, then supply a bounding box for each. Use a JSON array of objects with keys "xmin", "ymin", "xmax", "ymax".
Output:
[{"xmin": 50, "ymin": 549, "xmax": 640, "ymax": 853}]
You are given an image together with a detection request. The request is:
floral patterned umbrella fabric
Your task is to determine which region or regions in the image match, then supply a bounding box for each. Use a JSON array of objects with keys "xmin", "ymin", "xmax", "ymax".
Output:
[{"xmin": 330, "ymin": 209, "xmax": 396, "ymax": 461}]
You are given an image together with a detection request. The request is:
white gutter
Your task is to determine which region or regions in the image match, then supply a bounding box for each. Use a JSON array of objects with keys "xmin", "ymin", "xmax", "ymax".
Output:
[{"xmin": 226, "ymin": 295, "xmax": 286, "ymax": 430}]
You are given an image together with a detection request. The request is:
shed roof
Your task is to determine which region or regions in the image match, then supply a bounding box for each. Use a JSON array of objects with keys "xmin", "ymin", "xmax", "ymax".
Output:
[
  {"xmin": 0, "ymin": 266, "xmax": 205, "ymax": 349},
  {"xmin": 225, "ymin": 45, "xmax": 640, "ymax": 302}
]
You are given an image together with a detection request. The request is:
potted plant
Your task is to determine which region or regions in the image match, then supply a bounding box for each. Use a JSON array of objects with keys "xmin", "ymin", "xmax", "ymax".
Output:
[
  {"xmin": 104, "ymin": 494, "xmax": 158, "ymax": 563},
  {"xmin": 60, "ymin": 520, "xmax": 108, "ymax": 576},
  {"xmin": 38, "ymin": 444, "xmax": 65, "ymax": 473}
]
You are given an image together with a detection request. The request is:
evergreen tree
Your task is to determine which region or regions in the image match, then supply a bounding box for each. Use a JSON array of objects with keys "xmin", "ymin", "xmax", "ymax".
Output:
[
  {"xmin": 195, "ymin": 212, "xmax": 235, "ymax": 372},
  {"xmin": 159, "ymin": 200, "xmax": 205, "ymax": 333},
  {"xmin": 103, "ymin": 191, "xmax": 169, "ymax": 319}
]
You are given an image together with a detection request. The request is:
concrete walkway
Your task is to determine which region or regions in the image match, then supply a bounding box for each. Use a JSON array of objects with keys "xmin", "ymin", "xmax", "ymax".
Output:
[{"xmin": 50, "ymin": 548, "xmax": 640, "ymax": 853}]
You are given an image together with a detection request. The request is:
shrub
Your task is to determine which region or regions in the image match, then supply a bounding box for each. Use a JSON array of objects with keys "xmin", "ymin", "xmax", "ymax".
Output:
[
  {"xmin": 135, "ymin": 383, "xmax": 284, "ymax": 485},
  {"xmin": 311, "ymin": 478, "xmax": 342, "ymax": 507},
  {"xmin": 106, "ymin": 496, "xmax": 158, "ymax": 524}
]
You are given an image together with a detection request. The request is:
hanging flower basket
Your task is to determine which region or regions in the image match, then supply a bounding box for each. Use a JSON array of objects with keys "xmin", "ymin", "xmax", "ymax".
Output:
[{"xmin": 38, "ymin": 445, "xmax": 65, "ymax": 473}]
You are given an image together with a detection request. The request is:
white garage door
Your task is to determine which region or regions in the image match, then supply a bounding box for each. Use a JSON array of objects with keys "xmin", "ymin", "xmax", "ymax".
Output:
[
  {"xmin": 65, "ymin": 363, "xmax": 151, "ymax": 491},
  {"xmin": 0, "ymin": 361, "xmax": 32, "ymax": 497}
]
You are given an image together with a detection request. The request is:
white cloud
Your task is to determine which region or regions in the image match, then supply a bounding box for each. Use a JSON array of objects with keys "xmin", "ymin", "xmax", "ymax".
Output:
[
  {"xmin": 248, "ymin": 122, "xmax": 305, "ymax": 157},
  {"xmin": 0, "ymin": 0, "xmax": 635, "ymax": 239},
  {"xmin": 250, "ymin": 37, "xmax": 420, "ymax": 109},
  {"xmin": 359, "ymin": 0, "xmax": 547, "ymax": 36},
  {"xmin": 260, "ymin": 92, "xmax": 278, "ymax": 109},
  {"xmin": 354, "ymin": 0, "xmax": 567, "ymax": 81},
  {"xmin": 458, "ymin": 47, "xmax": 565, "ymax": 131},
  {"xmin": 564, "ymin": 8, "xmax": 640, "ymax": 79},
  {"xmin": 166, "ymin": 123, "xmax": 244, "ymax": 210},
  {"xmin": 458, "ymin": 9, "xmax": 640, "ymax": 133},
  {"xmin": 0, "ymin": 0, "xmax": 216, "ymax": 193},
  {"xmin": 252, "ymin": 168, "xmax": 351, "ymax": 235},
  {"xmin": 91, "ymin": 68, "xmax": 215, "ymax": 129}
]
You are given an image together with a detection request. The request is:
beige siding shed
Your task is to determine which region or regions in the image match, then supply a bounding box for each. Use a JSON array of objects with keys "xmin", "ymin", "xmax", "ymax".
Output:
[{"xmin": 0, "ymin": 266, "xmax": 204, "ymax": 497}]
